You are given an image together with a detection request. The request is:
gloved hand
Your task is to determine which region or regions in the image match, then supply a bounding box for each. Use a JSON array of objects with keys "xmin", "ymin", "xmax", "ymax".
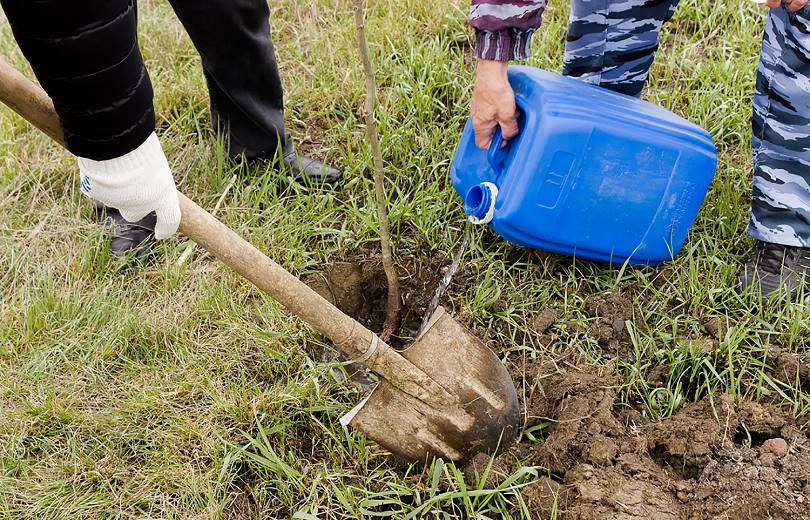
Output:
[{"xmin": 77, "ymin": 133, "xmax": 181, "ymax": 240}]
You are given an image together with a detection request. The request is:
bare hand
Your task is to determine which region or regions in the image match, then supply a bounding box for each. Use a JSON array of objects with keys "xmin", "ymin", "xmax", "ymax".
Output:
[
  {"xmin": 471, "ymin": 60, "xmax": 519, "ymax": 150},
  {"xmin": 763, "ymin": 0, "xmax": 807, "ymax": 12}
]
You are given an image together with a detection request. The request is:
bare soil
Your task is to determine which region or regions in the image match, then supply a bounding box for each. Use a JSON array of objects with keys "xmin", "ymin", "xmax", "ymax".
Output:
[
  {"xmin": 308, "ymin": 259, "xmax": 810, "ymax": 519},
  {"xmin": 465, "ymin": 356, "xmax": 810, "ymax": 520},
  {"xmin": 304, "ymin": 250, "xmax": 448, "ymax": 386},
  {"xmin": 305, "ymin": 250, "xmax": 449, "ymax": 346}
]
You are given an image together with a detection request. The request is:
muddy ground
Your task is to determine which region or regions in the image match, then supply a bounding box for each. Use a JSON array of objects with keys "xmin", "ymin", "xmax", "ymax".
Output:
[
  {"xmin": 304, "ymin": 251, "xmax": 449, "ymax": 387},
  {"xmin": 305, "ymin": 251, "xmax": 447, "ymax": 346},
  {"xmin": 307, "ymin": 258, "xmax": 810, "ymax": 519}
]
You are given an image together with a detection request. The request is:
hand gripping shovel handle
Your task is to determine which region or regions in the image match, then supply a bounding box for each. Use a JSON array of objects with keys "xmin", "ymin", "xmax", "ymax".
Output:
[{"xmin": 0, "ymin": 58, "xmax": 454, "ymax": 408}]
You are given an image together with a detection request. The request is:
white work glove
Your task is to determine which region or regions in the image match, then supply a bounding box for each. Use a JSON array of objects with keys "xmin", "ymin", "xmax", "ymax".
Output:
[{"xmin": 78, "ymin": 132, "xmax": 181, "ymax": 240}]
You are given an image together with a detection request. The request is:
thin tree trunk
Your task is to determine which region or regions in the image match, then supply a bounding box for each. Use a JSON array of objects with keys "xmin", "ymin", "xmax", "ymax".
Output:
[{"xmin": 353, "ymin": 0, "xmax": 401, "ymax": 342}]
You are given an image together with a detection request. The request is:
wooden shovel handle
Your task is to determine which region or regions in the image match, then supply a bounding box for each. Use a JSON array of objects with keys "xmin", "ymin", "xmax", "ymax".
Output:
[
  {"xmin": 177, "ymin": 194, "xmax": 453, "ymax": 405},
  {"xmin": 0, "ymin": 57, "xmax": 454, "ymax": 407},
  {"xmin": 0, "ymin": 59, "xmax": 65, "ymax": 145}
]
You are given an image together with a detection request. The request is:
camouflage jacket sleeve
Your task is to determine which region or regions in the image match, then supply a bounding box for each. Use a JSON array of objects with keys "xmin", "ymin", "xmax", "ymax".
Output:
[{"xmin": 470, "ymin": 0, "xmax": 547, "ymax": 61}]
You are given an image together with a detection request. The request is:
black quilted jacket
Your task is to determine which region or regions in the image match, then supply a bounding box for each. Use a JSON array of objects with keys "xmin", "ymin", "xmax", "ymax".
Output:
[{"xmin": 2, "ymin": 0, "xmax": 155, "ymax": 160}]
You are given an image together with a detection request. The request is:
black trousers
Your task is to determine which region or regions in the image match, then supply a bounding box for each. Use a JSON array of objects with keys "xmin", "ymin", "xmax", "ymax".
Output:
[
  {"xmin": 2, "ymin": 0, "xmax": 288, "ymax": 161},
  {"xmin": 169, "ymin": 0, "xmax": 291, "ymax": 160}
]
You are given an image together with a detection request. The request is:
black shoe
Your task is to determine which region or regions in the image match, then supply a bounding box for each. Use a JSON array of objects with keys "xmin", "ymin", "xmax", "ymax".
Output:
[
  {"xmin": 737, "ymin": 240, "xmax": 810, "ymax": 302},
  {"xmin": 94, "ymin": 204, "xmax": 157, "ymax": 259},
  {"xmin": 282, "ymin": 150, "xmax": 342, "ymax": 184}
]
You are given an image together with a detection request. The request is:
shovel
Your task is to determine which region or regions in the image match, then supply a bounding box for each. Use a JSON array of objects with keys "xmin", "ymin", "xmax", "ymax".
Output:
[{"xmin": 0, "ymin": 58, "xmax": 520, "ymax": 463}]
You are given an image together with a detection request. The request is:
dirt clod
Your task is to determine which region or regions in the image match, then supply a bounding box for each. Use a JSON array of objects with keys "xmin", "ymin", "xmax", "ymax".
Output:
[
  {"xmin": 767, "ymin": 346, "xmax": 810, "ymax": 389},
  {"xmin": 462, "ymin": 451, "xmax": 517, "ymax": 489},
  {"xmin": 585, "ymin": 434, "xmax": 619, "ymax": 466},
  {"xmin": 526, "ymin": 365, "xmax": 625, "ymax": 475},
  {"xmin": 584, "ymin": 291, "xmax": 634, "ymax": 321},
  {"xmin": 761, "ymin": 437, "xmax": 789, "ymax": 457},
  {"xmin": 646, "ymin": 396, "xmax": 734, "ymax": 480},
  {"xmin": 701, "ymin": 316, "xmax": 728, "ymax": 338},
  {"xmin": 584, "ymin": 291, "xmax": 637, "ymax": 348},
  {"xmin": 529, "ymin": 308, "xmax": 563, "ymax": 335},
  {"xmin": 566, "ymin": 460, "xmax": 682, "ymax": 520}
]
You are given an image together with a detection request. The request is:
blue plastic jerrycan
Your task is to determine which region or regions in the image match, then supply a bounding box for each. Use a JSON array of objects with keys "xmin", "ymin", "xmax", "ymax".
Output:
[{"xmin": 450, "ymin": 66, "xmax": 717, "ymax": 265}]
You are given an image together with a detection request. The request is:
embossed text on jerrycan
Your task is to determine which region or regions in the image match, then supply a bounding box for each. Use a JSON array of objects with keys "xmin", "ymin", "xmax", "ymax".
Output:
[{"xmin": 451, "ymin": 66, "xmax": 717, "ymax": 265}]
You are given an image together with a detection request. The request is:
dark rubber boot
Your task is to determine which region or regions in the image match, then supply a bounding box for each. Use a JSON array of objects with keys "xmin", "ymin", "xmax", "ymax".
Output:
[
  {"xmin": 737, "ymin": 240, "xmax": 810, "ymax": 302},
  {"xmin": 94, "ymin": 204, "xmax": 157, "ymax": 259}
]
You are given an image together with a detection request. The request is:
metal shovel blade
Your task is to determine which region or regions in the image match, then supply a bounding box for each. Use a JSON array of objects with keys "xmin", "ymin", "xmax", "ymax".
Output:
[{"xmin": 343, "ymin": 307, "xmax": 520, "ymax": 463}]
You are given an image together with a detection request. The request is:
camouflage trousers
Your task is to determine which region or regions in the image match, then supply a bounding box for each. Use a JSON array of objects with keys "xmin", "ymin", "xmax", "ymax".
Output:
[{"xmin": 563, "ymin": 1, "xmax": 810, "ymax": 247}]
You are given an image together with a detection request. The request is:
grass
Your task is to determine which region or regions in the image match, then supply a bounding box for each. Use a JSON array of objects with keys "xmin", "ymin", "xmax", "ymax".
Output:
[{"xmin": 1, "ymin": 0, "xmax": 807, "ymax": 518}]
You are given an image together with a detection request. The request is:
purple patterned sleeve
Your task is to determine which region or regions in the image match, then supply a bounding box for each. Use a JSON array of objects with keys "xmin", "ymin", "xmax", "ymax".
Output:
[{"xmin": 470, "ymin": 0, "xmax": 547, "ymax": 61}]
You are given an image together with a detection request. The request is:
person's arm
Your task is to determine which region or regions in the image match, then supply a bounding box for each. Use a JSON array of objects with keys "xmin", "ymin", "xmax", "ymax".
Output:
[
  {"xmin": 1, "ymin": 0, "xmax": 180, "ymax": 239},
  {"xmin": 469, "ymin": 0, "xmax": 547, "ymax": 149}
]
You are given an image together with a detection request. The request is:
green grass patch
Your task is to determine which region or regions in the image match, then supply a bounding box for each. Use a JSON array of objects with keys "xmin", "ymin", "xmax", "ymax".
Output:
[{"xmin": 2, "ymin": 0, "xmax": 806, "ymax": 518}]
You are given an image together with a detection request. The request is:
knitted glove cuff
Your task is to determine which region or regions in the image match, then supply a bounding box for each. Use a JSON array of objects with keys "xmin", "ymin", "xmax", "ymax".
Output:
[{"xmin": 78, "ymin": 132, "xmax": 180, "ymax": 239}]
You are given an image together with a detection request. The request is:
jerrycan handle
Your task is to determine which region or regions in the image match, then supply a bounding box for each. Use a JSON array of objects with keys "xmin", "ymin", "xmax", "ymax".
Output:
[
  {"xmin": 486, "ymin": 125, "xmax": 516, "ymax": 177},
  {"xmin": 486, "ymin": 95, "xmax": 524, "ymax": 176},
  {"xmin": 486, "ymin": 127, "xmax": 507, "ymax": 176}
]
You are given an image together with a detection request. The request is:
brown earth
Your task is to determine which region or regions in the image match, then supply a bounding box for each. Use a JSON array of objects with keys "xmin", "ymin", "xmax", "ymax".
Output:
[
  {"xmin": 305, "ymin": 250, "xmax": 449, "ymax": 346},
  {"xmin": 583, "ymin": 290, "xmax": 640, "ymax": 361},
  {"xmin": 303, "ymin": 251, "xmax": 449, "ymax": 387},
  {"xmin": 465, "ymin": 357, "xmax": 810, "ymax": 520},
  {"xmin": 307, "ymin": 260, "xmax": 810, "ymax": 519}
]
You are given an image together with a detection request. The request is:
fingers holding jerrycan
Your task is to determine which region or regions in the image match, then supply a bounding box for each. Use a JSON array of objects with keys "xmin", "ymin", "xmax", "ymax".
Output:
[{"xmin": 471, "ymin": 60, "xmax": 520, "ymax": 150}]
